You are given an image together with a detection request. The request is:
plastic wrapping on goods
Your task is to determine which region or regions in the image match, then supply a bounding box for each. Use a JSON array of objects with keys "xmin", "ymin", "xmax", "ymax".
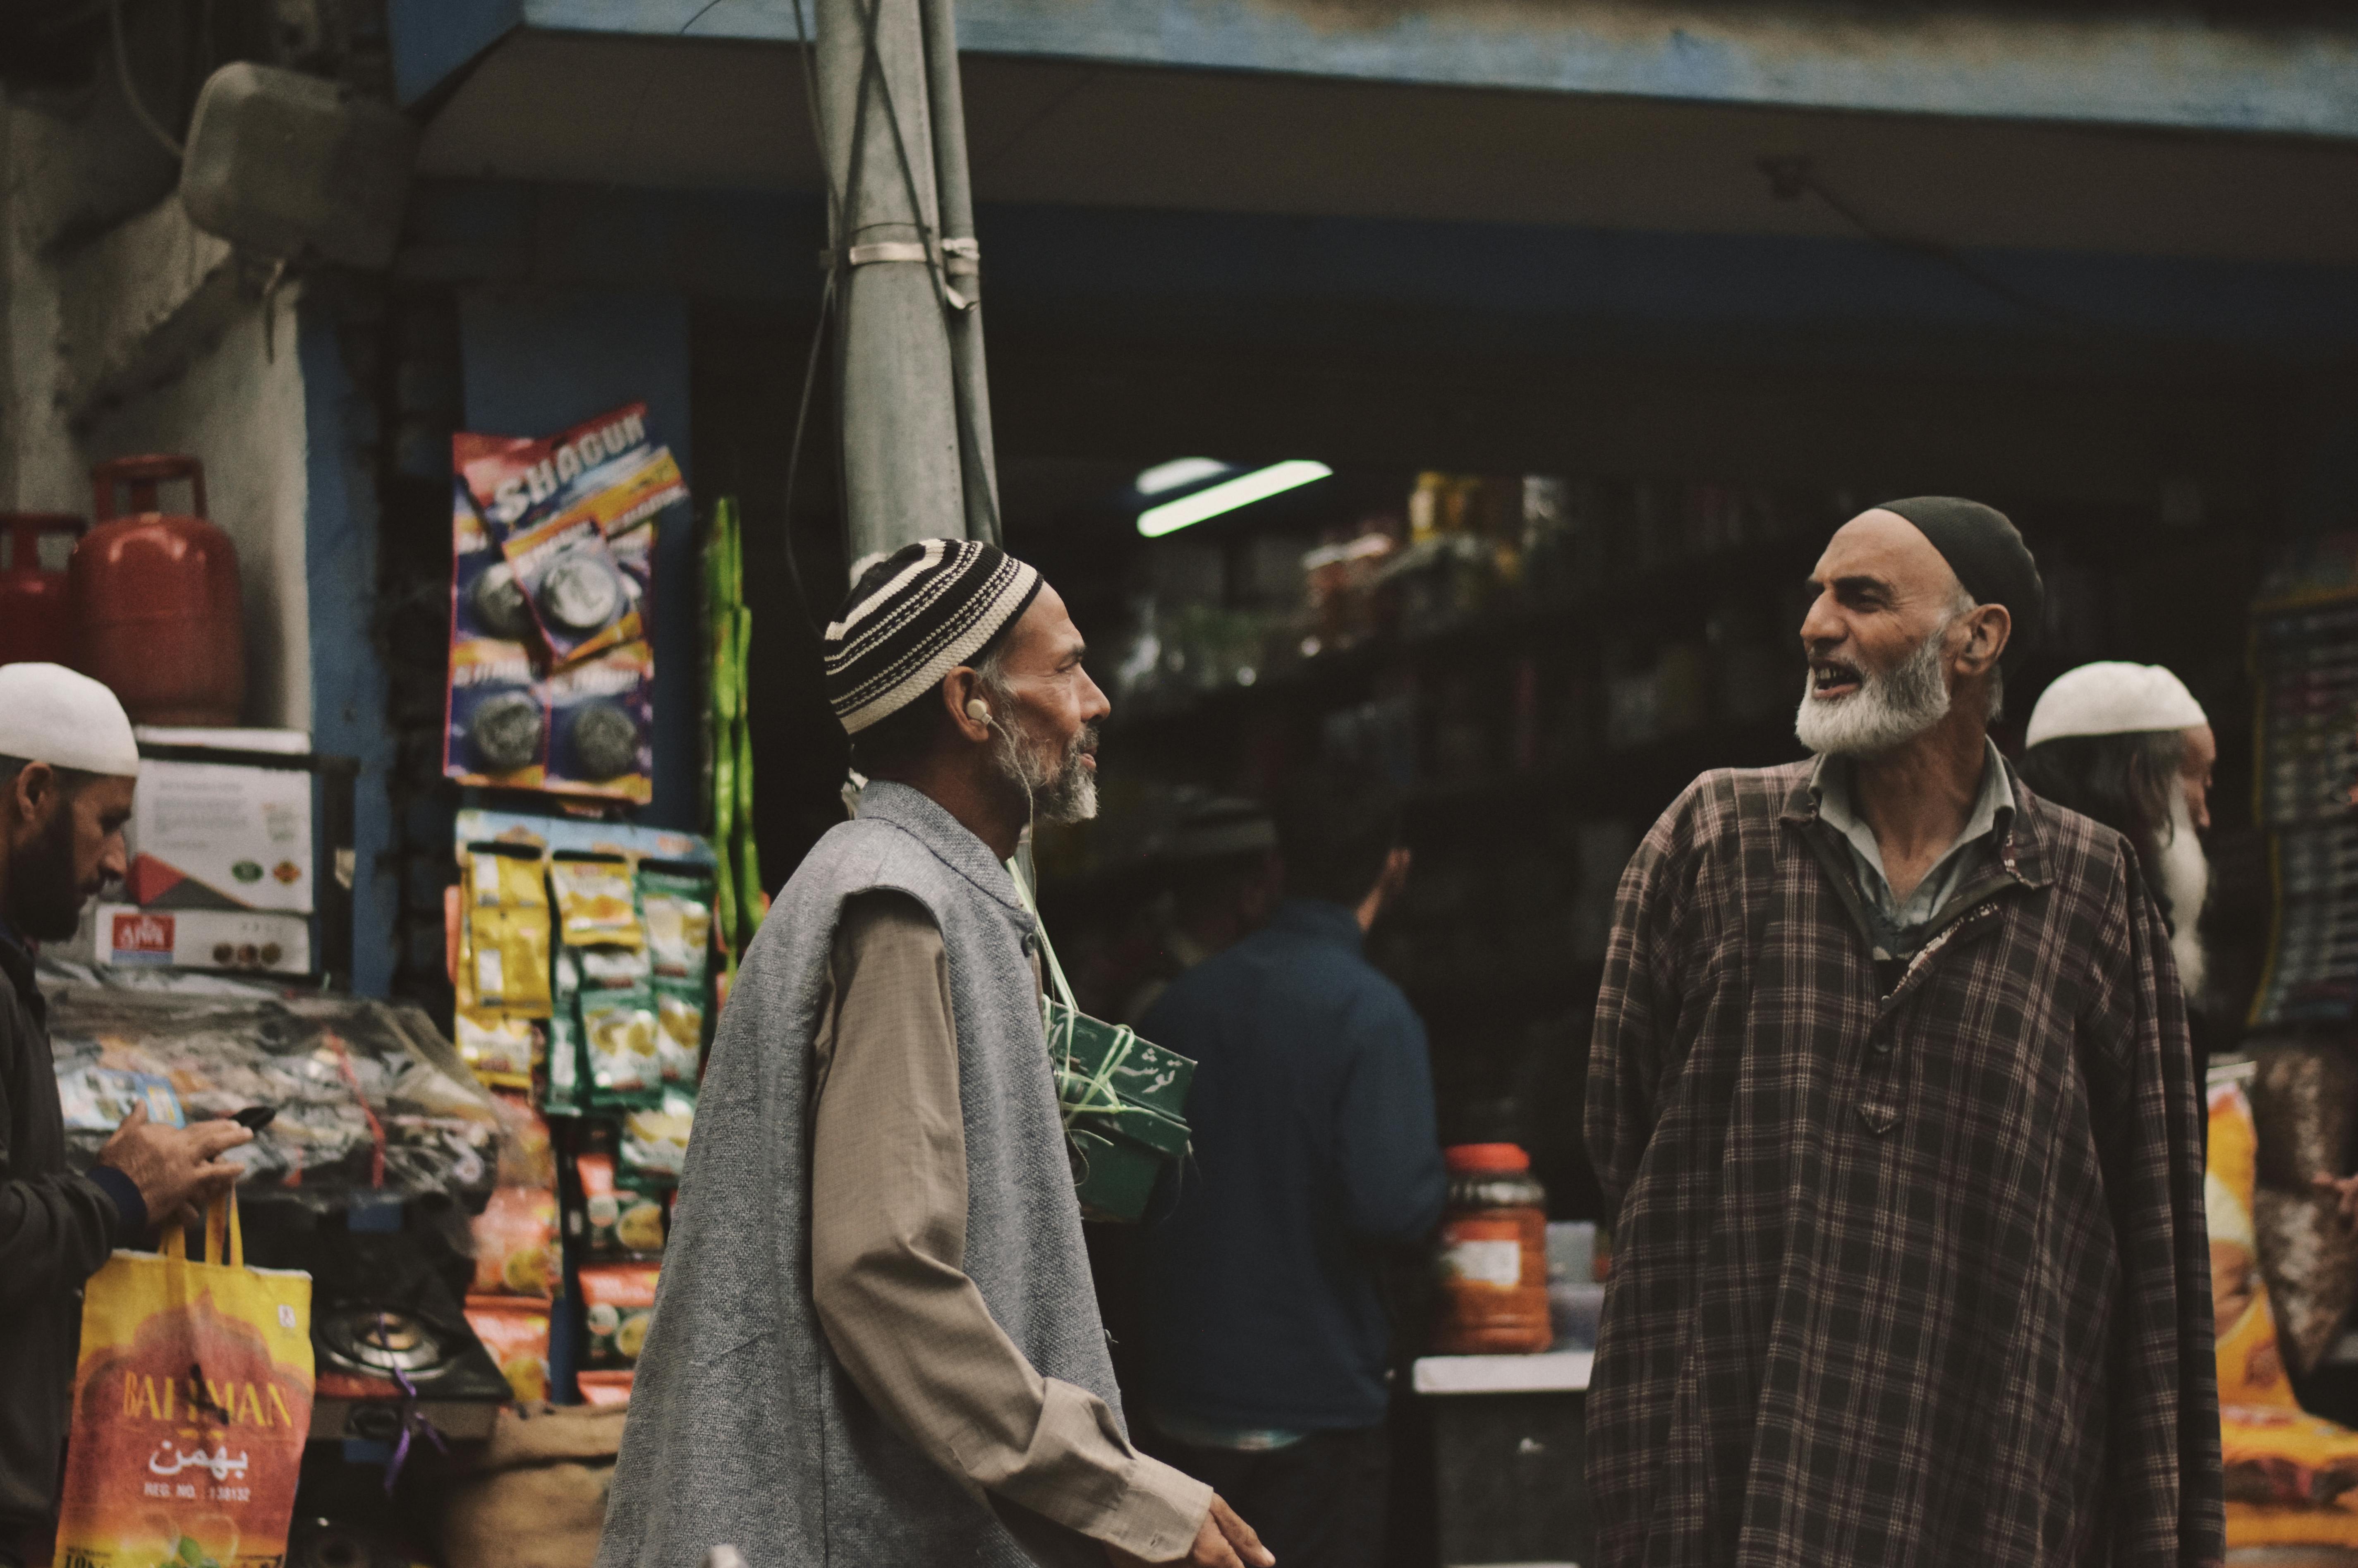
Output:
[{"xmin": 48, "ymin": 985, "xmax": 512, "ymax": 1207}]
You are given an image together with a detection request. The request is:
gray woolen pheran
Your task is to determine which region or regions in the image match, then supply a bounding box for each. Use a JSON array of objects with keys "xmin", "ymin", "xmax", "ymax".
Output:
[{"xmin": 595, "ymin": 781, "xmax": 1119, "ymax": 1568}]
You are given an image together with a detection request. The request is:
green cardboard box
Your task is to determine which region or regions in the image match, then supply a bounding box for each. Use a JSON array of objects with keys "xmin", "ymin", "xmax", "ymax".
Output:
[
  {"xmin": 1048, "ymin": 1001, "xmax": 1195, "ymax": 1223},
  {"xmin": 1068, "ymin": 1107, "xmax": 1190, "ymax": 1223},
  {"xmin": 1047, "ymin": 1001, "xmax": 1195, "ymax": 1119}
]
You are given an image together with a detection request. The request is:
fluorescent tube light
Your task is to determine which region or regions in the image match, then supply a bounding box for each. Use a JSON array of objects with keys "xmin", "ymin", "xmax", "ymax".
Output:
[
  {"xmin": 1136, "ymin": 460, "xmax": 1332, "ymax": 538},
  {"xmin": 1135, "ymin": 457, "xmax": 1230, "ymax": 495}
]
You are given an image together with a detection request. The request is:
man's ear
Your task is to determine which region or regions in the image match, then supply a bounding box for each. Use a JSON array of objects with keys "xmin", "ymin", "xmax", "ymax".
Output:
[
  {"xmin": 1958, "ymin": 603, "xmax": 2011, "ymax": 675},
  {"xmin": 941, "ymin": 667, "xmax": 993, "ymax": 743},
  {"xmin": 5, "ymin": 761, "xmax": 56, "ymax": 832}
]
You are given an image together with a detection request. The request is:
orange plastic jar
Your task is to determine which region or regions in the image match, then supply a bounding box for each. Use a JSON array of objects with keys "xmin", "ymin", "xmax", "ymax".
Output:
[{"xmin": 1432, "ymin": 1142, "xmax": 1551, "ymax": 1354}]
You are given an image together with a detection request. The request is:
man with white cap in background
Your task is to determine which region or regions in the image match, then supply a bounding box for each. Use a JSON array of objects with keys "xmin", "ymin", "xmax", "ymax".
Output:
[
  {"xmin": 0, "ymin": 663, "xmax": 253, "ymax": 1568},
  {"xmin": 2016, "ymin": 661, "xmax": 2217, "ymax": 1008}
]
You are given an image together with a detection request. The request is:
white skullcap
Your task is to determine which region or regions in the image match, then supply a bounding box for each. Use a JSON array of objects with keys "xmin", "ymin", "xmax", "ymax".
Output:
[
  {"xmin": 2025, "ymin": 661, "xmax": 2208, "ymax": 750},
  {"xmin": 0, "ymin": 663, "xmax": 140, "ymax": 776}
]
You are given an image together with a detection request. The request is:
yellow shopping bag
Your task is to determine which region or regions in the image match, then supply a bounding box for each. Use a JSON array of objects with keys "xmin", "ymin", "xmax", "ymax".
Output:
[{"xmin": 54, "ymin": 1194, "xmax": 313, "ymax": 1568}]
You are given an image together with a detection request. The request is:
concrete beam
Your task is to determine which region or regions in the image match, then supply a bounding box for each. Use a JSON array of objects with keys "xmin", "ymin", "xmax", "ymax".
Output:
[
  {"xmin": 55, "ymin": 196, "xmax": 242, "ymax": 422},
  {"xmin": 389, "ymin": 0, "xmax": 2358, "ymax": 141}
]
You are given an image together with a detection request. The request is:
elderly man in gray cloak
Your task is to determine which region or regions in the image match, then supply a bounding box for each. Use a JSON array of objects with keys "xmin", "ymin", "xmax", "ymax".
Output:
[
  {"xmin": 600, "ymin": 540, "xmax": 1270, "ymax": 1568},
  {"xmin": 1587, "ymin": 499, "xmax": 2222, "ymax": 1566}
]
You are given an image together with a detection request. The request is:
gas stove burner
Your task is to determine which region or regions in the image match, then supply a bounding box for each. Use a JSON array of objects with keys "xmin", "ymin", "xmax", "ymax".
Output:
[{"xmin": 317, "ymin": 1308, "xmax": 459, "ymax": 1382}]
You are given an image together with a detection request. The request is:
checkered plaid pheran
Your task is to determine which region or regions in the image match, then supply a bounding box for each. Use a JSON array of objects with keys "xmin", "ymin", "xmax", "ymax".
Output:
[{"xmin": 1587, "ymin": 761, "xmax": 2222, "ymax": 1566}]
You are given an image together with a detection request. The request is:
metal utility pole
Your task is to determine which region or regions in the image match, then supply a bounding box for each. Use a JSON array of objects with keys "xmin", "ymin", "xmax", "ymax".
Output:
[
  {"xmin": 917, "ymin": 0, "xmax": 1000, "ymax": 545},
  {"xmin": 814, "ymin": 0, "xmax": 968, "ymax": 570}
]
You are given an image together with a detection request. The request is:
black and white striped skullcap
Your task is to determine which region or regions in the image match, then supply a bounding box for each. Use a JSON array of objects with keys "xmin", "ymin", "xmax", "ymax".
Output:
[{"xmin": 824, "ymin": 538, "xmax": 1043, "ymax": 734}]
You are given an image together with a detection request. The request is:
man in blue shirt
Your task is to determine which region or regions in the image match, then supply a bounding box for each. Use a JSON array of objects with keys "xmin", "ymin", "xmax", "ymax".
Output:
[{"xmin": 1138, "ymin": 773, "xmax": 1447, "ymax": 1568}]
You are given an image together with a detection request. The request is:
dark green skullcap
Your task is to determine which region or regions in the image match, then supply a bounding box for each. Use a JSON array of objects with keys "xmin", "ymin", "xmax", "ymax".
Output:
[{"xmin": 1877, "ymin": 496, "xmax": 2044, "ymax": 673}]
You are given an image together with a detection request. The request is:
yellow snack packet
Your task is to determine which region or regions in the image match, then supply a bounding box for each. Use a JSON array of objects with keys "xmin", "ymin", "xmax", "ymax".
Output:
[{"xmin": 550, "ymin": 856, "xmax": 643, "ymax": 948}]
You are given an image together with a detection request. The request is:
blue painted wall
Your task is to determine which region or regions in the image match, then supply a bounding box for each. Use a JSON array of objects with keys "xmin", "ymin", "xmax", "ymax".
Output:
[
  {"xmin": 457, "ymin": 288, "xmax": 699, "ymax": 831},
  {"xmin": 402, "ymin": 180, "xmax": 2358, "ymax": 372},
  {"xmin": 299, "ymin": 304, "xmax": 400, "ymax": 997}
]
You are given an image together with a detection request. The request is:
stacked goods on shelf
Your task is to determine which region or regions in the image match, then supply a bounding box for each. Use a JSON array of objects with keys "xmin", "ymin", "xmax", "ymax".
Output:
[
  {"xmin": 445, "ymin": 403, "xmax": 686, "ymax": 803},
  {"xmin": 467, "ymin": 1093, "xmax": 559, "ymax": 1403},
  {"xmin": 454, "ymin": 843, "xmax": 552, "ymax": 1089},
  {"xmin": 2248, "ymin": 568, "xmax": 2358, "ymax": 1027},
  {"xmin": 445, "ymin": 809, "xmax": 718, "ymax": 1404},
  {"xmin": 704, "ymin": 497, "xmax": 763, "ymax": 1001},
  {"xmin": 2211, "ymin": 1070, "xmax": 2358, "ymax": 1550}
]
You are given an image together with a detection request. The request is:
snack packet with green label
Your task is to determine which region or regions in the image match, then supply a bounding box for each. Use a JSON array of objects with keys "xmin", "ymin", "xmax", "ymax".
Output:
[{"xmin": 583, "ymin": 983, "xmax": 661, "ymax": 1107}]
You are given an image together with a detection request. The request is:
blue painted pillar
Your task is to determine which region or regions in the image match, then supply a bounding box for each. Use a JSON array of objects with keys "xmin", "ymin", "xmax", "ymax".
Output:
[
  {"xmin": 299, "ymin": 302, "xmax": 400, "ymax": 997},
  {"xmin": 457, "ymin": 289, "xmax": 699, "ymax": 831}
]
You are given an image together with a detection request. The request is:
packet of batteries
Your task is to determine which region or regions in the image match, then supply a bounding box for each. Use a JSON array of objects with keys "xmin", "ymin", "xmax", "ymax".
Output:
[
  {"xmin": 458, "ymin": 403, "xmax": 655, "ymax": 545},
  {"xmin": 502, "ymin": 505, "xmax": 641, "ymax": 668},
  {"xmin": 555, "ymin": 444, "xmax": 686, "ymax": 634},
  {"xmin": 543, "ymin": 642, "xmax": 654, "ymax": 803},
  {"xmin": 446, "ymin": 639, "xmax": 548, "ymax": 787},
  {"xmin": 449, "ymin": 479, "xmax": 539, "ymax": 648}
]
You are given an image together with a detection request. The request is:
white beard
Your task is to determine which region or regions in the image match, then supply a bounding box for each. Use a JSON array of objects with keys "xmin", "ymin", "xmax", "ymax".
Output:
[
  {"xmin": 1795, "ymin": 624, "xmax": 1953, "ymax": 758},
  {"xmin": 991, "ymin": 716, "xmax": 1100, "ymax": 826},
  {"xmin": 2155, "ymin": 789, "xmax": 2210, "ymax": 1001}
]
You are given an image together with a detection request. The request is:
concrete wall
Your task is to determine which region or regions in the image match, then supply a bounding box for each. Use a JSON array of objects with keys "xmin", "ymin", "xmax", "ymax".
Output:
[
  {"xmin": 79, "ymin": 290, "xmax": 315, "ymax": 730},
  {"xmin": 2, "ymin": 79, "xmax": 399, "ymax": 995}
]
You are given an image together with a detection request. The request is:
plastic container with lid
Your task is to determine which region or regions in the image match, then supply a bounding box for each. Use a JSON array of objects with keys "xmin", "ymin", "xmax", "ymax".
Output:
[{"xmin": 1432, "ymin": 1142, "xmax": 1551, "ymax": 1354}]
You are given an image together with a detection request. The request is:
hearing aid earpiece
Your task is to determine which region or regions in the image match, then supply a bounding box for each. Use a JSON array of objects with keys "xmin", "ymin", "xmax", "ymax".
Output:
[{"xmin": 966, "ymin": 699, "xmax": 992, "ymax": 723}]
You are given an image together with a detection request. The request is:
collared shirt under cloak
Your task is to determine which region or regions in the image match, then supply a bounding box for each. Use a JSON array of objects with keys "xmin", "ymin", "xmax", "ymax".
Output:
[{"xmin": 1585, "ymin": 760, "xmax": 2222, "ymax": 1567}]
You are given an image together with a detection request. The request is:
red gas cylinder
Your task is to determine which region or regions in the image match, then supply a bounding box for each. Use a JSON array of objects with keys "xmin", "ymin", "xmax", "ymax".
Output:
[
  {"xmin": 0, "ymin": 514, "xmax": 85, "ymax": 668},
  {"xmin": 72, "ymin": 455, "xmax": 246, "ymax": 725}
]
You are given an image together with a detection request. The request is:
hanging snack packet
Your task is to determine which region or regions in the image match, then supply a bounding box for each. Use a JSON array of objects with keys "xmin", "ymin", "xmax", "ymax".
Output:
[
  {"xmin": 583, "ymin": 985, "xmax": 661, "ymax": 1106},
  {"xmin": 455, "ymin": 1011, "xmax": 541, "ymax": 1090},
  {"xmin": 492, "ymin": 1089, "xmax": 557, "ymax": 1189},
  {"xmin": 463, "ymin": 1295, "xmax": 552, "ymax": 1404},
  {"xmin": 621, "ymin": 1088, "xmax": 695, "ymax": 1184},
  {"xmin": 580, "ymin": 1262, "xmax": 662, "ymax": 1367},
  {"xmin": 465, "ymin": 905, "xmax": 553, "ymax": 1017},
  {"xmin": 468, "ymin": 845, "xmax": 548, "ymax": 910},
  {"xmin": 575, "ymin": 1370, "xmax": 634, "ymax": 1406},
  {"xmin": 542, "ymin": 949, "xmax": 586, "ymax": 1118},
  {"xmin": 639, "ymin": 866, "xmax": 715, "ymax": 982},
  {"xmin": 653, "ymin": 981, "xmax": 705, "ymax": 1086},
  {"xmin": 580, "ymin": 946, "xmax": 653, "ymax": 990},
  {"xmin": 469, "ymin": 1184, "xmax": 559, "ymax": 1299},
  {"xmin": 575, "ymin": 1151, "xmax": 667, "ymax": 1258},
  {"xmin": 550, "ymin": 856, "xmax": 643, "ymax": 947}
]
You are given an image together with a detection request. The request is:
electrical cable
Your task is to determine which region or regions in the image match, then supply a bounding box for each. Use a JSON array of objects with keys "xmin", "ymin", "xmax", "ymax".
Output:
[
  {"xmin": 1760, "ymin": 157, "xmax": 2090, "ymax": 333},
  {"xmin": 776, "ymin": 0, "xmax": 1012, "ymax": 655},
  {"xmin": 798, "ymin": 0, "xmax": 1007, "ymax": 565},
  {"xmin": 108, "ymin": 0, "xmax": 184, "ymax": 161}
]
